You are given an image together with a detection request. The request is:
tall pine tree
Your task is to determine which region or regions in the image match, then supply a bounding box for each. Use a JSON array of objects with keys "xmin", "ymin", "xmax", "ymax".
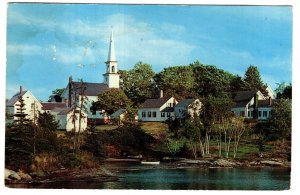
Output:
[
  {"xmin": 14, "ymin": 94, "xmax": 30, "ymax": 124},
  {"xmin": 244, "ymin": 65, "xmax": 267, "ymax": 95}
]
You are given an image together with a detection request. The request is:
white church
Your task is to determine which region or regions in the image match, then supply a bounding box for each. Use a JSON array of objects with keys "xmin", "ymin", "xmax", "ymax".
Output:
[{"xmin": 60, "ymin": 32, "xmax": 120, "ymax": 124}]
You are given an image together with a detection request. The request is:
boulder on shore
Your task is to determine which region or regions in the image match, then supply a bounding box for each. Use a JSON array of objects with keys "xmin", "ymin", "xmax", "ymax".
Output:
[
  {"xmin": 17, "ymin": 170, "xmax": 32, "ymax": 181},
  {"xmin": 5, "ymin": 169, "xmax": 21, "ymax": 180},
  {"xmin": 260, "ymin": 160, "xmax": 284, "ymax": 167},
  {"xmin": 181, "ymin": 159, "xmax": 211, "ymax": 165},
  {"xmin": 213, "ymin": 159, "xmax": 237, "ymax": 167}
]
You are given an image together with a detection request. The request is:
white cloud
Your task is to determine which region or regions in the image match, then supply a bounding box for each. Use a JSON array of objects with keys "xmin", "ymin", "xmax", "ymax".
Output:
[
  {"xmin": 8, "ymin": 11, "xmax": 196, "ymax": 70},
  {"xmin": 7, "ymin": 44, "xmax": 42, "ymax": 55},
  {"xmin": 160, "ymin": 22, "xmax": 186, "ymax": 36}
]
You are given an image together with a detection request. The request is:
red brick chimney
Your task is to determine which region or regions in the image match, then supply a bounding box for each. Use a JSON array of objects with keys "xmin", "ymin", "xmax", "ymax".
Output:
[{"xmin": 20, "ymin": 85, "xmax": 22, "ymax": 94}]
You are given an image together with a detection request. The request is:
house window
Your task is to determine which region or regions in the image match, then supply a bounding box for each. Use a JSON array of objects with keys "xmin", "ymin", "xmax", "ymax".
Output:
[
  {"xmin": 173, "ymin": 103, "xmax": 176, "ymax": 107},
  {"xmin": 263, "ymin": 111, "xmax": 268, "ymax": 117},
  {"xmin": 167, "ymin": 112, "xmax": 171, "ymax": 117},
  {"xmin": 251, "ymin": 111, "xmax": 253, "ymax": 117},
  {"xmin": 148, "ymin": 111, "xmax": 152, "ymax": 117},
  {"xmin": 142, "ymin": 112, "xmax": 146, "ymax": 118},
  {"xmin": 168, "ymin": 103, "xmax": 172, "ymax": 107},
  {"xmin": 153, "ymin": 112, "xmax": 156, "ymax": 118},
  {"xmin": 248, "ymin": 111, "xmax": 250, "ymax": 117},
  {"xmin": 161, "ymin": 112, "xmax": 165, "ymax": 117},
  {"xmin": 112, "ymin": 66, "xmax": 115, "ymax": 73},
  {"xmin": 240, "ymin": 111, "xmax": 245, "ymax": 117},
  {"xmin": 258, "ymin": 111, "xmax": 261, "ymax": 117}
]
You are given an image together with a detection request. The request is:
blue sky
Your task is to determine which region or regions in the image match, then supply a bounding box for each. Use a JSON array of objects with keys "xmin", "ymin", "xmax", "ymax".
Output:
[{"xmin": 6, "ymin": 3, "xmax": 292, "ymax": 101}]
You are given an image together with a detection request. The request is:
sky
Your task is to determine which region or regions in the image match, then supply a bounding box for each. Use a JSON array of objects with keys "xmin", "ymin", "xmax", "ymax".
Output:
[{"xmin": 6, "ymin": 3, "xmax": 292, "ymax": 101}]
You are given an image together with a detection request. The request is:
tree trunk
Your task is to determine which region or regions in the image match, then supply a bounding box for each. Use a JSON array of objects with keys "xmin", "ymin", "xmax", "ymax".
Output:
[{"xmin": 198, "ymin": 137, "xmax": 205, "ymax": 158}]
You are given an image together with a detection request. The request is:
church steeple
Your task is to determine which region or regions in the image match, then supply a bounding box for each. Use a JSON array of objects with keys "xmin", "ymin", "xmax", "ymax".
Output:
[
  {"xmin": 107, "ymin": 31, "xmax": 117, "ymax": 63},
  {"xmin": 103, "ymin": 31, "xmax": 120, "ymax": 88}
]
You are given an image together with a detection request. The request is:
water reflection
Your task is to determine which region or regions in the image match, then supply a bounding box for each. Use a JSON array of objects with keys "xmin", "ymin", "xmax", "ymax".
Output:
[{"xmin": 7, "ymin": 166, "xmax": 290, "ymax": 190}]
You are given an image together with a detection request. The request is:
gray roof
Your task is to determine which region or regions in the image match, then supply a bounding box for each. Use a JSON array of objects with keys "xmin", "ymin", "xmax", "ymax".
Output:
[
  {"xmin": 55, "ymin": 107, "xmax": 73, "ymax": 115},
  {"xmin": 41, "ymin": 102, "xmax": 67, "ymax": 110},
  {"xmin": 110, "ymin": 109, "xmax": 126, "ymax": 118},
  {"xmin": 141, "ymin": 97, "xmax": 172, "ymax": 108},
  {"xmin": 258, "ymin": 99, "xmax": 280, "ymax": 107},
  {"xmin": 72, "ymin": 82, "xmax": 110, "ymax": 96},
  {"xmin": 175, "ymin": 99, "xmax": 195, "ymax": 108},
  {"xmin": 233, "ymin": 91, "xmax": 258, "ymax": 102},
  {"xmin": 161, "ymin": 107, "xmax": 174, "ymax": 112},
  {"xmin": 233, "ymin": 101, "xmax": 249, "ymax": 108},
  {"xmin": 6, "ymin": 91, "xmax": 28, "ymax": 106}
]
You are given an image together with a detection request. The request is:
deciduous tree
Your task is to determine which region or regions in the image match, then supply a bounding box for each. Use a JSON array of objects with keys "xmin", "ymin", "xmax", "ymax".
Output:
[{"xmin": 94, "ymin": 88, "xmax": 132, "ymax": 115}]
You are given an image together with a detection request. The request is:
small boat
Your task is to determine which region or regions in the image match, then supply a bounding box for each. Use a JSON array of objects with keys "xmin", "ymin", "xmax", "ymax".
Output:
[{"xmin": 141, "ymin": 161, "xmax": 160, "ymax": 165}]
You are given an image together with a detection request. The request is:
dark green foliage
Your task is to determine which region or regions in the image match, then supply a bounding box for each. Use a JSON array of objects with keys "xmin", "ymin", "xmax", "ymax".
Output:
[
  {"xmin": 165, "ymin": 117, "xmax": 181, "ymax": 138},
  {"xmin": 5, "ymin": 123, "xmax": 35, "ymax": 171},
  {"xmin": 58, "ymin": 148, "xmax": 82, "ymax": 168},
  {"xmin": 201, "ymin": 95, "xmax": 233, "ymax": 124},
  {"xmin": 192, "ymin": 61, "xmax": 235, "ymax": 98},
  {"xmin": 243, "ymin": 65, "xmax": 267, "ymax": 95},
  {"xmin": 154, "ymin": 65, "xmax": 196, "ymax": 100},
  {"xmin": 35, "ymin": 126, "xmax": 60, "ymax": 153},
  {"xmin": 52, "ymin": 88, "xmax": 65, "ymax": 96},
  {"xmin": 81, "ymin": 131, "xmax": 108, "ymax": 159},
  {"xmin": 253, "ymin": 121, "xmax": 273, "ymax": 152},
  {"xmin": 109, "ymin": 124, "xmax": 155, "ymax": 150},
  {"xmin": 229, "ymin": 75, "xmax": 246, "ymax": 95},
  {"xmin": 14, "ymin": 95, "xmax": 30, "ymax": 124},
  {"xmin": 120, "ymin": 61, "xmax": 156, "ymax": 105},
  {"xmin": 276, "ymin": 83, "xmax": 292, "ymax": 99},
  {"xmin": 270, "ymin": 99, "xmax": 292, "ymax": 140},
  {"xmin": 37, "ymin": 112, "xmax": 59, "ymax": 130},
  {"xmin": 94, "ymin": 88, "xmax": 132, "ymax": 115}
]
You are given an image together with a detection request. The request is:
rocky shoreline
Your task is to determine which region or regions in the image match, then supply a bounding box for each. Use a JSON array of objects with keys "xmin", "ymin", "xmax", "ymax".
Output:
[{"xmin": 5, "ymin": 158, "xmax": 290, "ymax": 186}]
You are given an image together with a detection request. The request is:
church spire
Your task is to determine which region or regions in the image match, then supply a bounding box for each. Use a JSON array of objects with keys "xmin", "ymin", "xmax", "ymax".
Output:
[
  {"xmin": 107, "ymin": 31, "xmax": 117, "ymax": 62},
  {"xmin": 103, "ymin": 31, "xmax": 120, "ymax": 88}
]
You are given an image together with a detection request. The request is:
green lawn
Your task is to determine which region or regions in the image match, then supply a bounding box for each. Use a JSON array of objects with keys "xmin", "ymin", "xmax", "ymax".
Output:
[{"xmin": 140, "ymin": 122, "xmax": 168, "ymax": 134}]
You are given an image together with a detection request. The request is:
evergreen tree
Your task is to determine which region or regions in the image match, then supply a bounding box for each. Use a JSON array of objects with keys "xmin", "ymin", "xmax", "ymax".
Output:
[
  {"xmin": 14, "ymin": 95, "xmax": 30, "ymax": 124},
  {"xmin": 244, "ymin": 65, "xmax": 267, "ymax": 95},
  {"xmin": 37, "ymin": 111, "xmax": 59, "ymax": 130}
]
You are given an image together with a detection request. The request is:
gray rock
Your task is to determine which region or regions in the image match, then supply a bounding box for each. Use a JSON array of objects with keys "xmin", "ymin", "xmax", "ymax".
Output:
[
  {"xmin": 260, "ymin": 160, "xmax": 284, "ymax": 167},
  {"xmin": 213, "ymin": 159, "xmax": 237, "ymax": 167},
  {"xmin": 5, "ymin": 168, "xmax": 21, "ymax": 180},
  {"xmin": 182, "ymin": 160, "xmax": 211, "ymax": 165}
]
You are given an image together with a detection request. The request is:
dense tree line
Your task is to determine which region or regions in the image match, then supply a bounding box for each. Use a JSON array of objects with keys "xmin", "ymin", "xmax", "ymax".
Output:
[{"xmin": 6, "ymin": 60, "xmax": 292, "ymax": 172}]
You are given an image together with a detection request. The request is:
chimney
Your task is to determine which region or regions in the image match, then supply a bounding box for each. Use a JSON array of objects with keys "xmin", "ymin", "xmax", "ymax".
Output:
[
  {"xmin": 68, "ymin": 76, "xmax": 72, "ymax": 107},
  {"xmin": 160, "ymin": 90, "xmax": 163, "ymax": 98},
  {"xmin": 269, "ymin": 97, "xmax": 272, "ymax": 106},
  {"xmin": 253, "ymin": 94, "xmax": 258, "ymax": 119},
  {"xmin": 20, "ymin": 85, "xmax": 22, "ymax": 94}
]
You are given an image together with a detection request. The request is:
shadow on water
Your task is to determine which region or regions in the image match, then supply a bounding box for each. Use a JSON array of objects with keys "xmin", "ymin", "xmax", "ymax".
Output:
[{"xmin": 7, "ymin": 165, "xmax": 290, "ymax": 190}]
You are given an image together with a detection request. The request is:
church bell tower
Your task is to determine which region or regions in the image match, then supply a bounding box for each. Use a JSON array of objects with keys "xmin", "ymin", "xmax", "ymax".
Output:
[{"xmin": 103, "ymin": 31, "xmax": 120, "ymax": 88}]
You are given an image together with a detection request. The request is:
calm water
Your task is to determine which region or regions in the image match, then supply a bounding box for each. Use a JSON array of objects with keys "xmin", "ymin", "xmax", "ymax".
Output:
[{"xmin": 8, "ymin": 163, "xmax": 290, "ymax": 190}]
